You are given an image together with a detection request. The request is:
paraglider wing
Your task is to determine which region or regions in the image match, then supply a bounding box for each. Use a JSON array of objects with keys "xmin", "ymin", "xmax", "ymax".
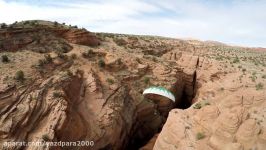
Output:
[{"xmin": 143, "ymin": 86, "xmax": 175, "ymax": 102}]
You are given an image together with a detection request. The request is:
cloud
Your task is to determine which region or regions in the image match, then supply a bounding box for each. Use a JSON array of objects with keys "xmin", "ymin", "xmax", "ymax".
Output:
[{"xmin": 0, "ymin": 0, "xmax": 266, "ymax": 47}]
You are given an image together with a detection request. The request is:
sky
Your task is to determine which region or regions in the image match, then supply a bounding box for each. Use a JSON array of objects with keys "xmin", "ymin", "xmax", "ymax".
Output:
[{"xmin": 0, "ymin": 0, "xmax": 266, "ymax": 47}]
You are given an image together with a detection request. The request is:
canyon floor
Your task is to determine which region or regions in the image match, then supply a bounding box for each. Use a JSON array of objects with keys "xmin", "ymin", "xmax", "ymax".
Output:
[{"xmin": 0, "ymin": 21, "xmax": 266, "ymax": 150}]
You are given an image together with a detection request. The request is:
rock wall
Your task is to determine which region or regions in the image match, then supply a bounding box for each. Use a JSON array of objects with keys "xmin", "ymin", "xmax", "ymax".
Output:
[{"xmin": 0, "ymin": 27, "xmax": 100, "ymax": 52}]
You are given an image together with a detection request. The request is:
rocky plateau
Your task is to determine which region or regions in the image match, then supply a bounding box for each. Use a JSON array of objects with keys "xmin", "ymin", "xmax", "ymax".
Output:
[{"xmin": 0, "ymin": 20, "xmax": 265, "ymax": 150}]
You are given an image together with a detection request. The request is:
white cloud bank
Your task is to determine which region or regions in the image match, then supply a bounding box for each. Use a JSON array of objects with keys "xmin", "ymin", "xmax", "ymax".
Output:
[{"xmin": 0, "ymin": 0, "xmax": 266, "ymax": 47}]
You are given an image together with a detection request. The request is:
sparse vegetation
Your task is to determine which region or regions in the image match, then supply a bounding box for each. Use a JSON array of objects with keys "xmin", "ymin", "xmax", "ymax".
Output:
[
  {"xmin": 193, "ymin": 103, "xmax": 202, "ymax": 109},
  {"xmin": 66, "ymin": 70, "xmax": 73, "ymax": 76},
  {"xmin": 256, "ymin": 83, "xmax": 264, "ymax": 90},
  {"xmin": 15, "ymin": 70, "xmax": 25, "ymax": 82},
  {"xmin": 57, "ymin": 52, "xmax": 68, "ymax": 60},
  {"xmin": 44, "ymin": 54, "xmax": 52, "ymax": 63},
  {"xmin": 54, "ymin": 21, "xmax": 59, "ymax": 26},
  {"xmin": 232, "ymin": 57, "xmax": 240, "ymax": 63},
  {"xmin": 0, "ymin": 23, "xmax": 7, "ymax": 28},
  {"xmin": 70, "ymin": 53, "xmax": 77, "ymax": 59},
  {"xmin": 193, "ymin": 100, "xmax": 210, "ymax": 109},
  {"xmin": 53, "ymin": 92, "xmax": 63, "ymax": 98},
  {"xmin": 1, "ymin": 55, "xmax": 9, "ymax": 63},
  {"xmin": 42, "ymin": 134, "xmax": 50, "ymax": 141},
  {"xmin": 196, "ymin": 132, "xmax": 205, "ymax": 140},
  {"xmin": 250, "ymin": 75, "xmax": 257, "ymax": 82},
  {"xmin": 114, "ymin": 38, "xmax": 127, "ymax": 46},
  {"xmin": 106, "ymin": 78, "xmax": 114, "ymax": 84},
  {"xmin": 144, "ymin": 77, "xmax": 150, "ymax": 84},
  {"xmin": 37, "ymin": 54, "xmax": 53, "ymax": 67},
  {"xmin": 37, "ymin": 59, "xmax": 45, "ymax": 67},
  {"xmin": 98, "ymin": 59, "xmax": 105, "ymax": 67},
  {"xmin": 82, "ymin": 49, "xmax": 94, "ymax": 58}
]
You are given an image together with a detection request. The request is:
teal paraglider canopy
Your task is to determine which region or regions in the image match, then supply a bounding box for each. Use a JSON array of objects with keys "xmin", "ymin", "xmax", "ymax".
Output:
[{"xmin": 143, "ymin": 86, "xmax": 175, "ymax": 102}]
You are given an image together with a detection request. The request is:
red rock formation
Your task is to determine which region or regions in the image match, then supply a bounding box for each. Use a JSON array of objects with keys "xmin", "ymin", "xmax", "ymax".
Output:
[
  {"xmin": 60, "ymin": 29, "xmax": 100, "ymax": 46},
  {"xmin": 0, "ymin": 27, "xmax": 100, "ymax": 52}
]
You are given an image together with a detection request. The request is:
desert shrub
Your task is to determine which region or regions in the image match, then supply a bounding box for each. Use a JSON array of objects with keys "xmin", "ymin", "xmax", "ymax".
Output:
[
  {"xmin": 15, "ymin": 70, "xmax": 25, "ymax": 81},
  {"xmin": 106, "ymin": 78, "xmax": 114, "ymax": 84},
  {"xmin": 152, "ymin": 57, "xmax": 157, "ymax": 62},
  {"xmin": 114, "ymin": 38, "xmax": 127, "ymax": 46},
  {"xmin": 53, "ymin": 92, "xmax": 62, "ymax": 98},
  {"xmin": 30, "ymin": 21, "xmax": 36, "ymax": 26},
  {"xmin": 256, "ymin": 83, "xmax": 264, "ymax": 90},
  {"xmin": 54, "ymin": 21, "xmax": 58, "ymax": 26},
  {"xmin": 0, "ymin": 23, "xmax": 7, "ymax": 28},
  {"xmin": 204, "ymin": 101, "xmax": 210, "ymax": 105},
  {"xmin": 98, "ymin": 59, "xmax": 105, "ymax": 68},
  {"xmin": 196, "ymin": 132, "xmax": 205, "ymax": 140},
  {"xmin": 193, "ymin": 103, "xmax": 201, "ymax": 109},
  {"xmin": 57, "ymin": 52, "xmax": 68, "ymax": 60},
  {"xmin": 42, "ymin": 134, "xmax": 49, "ymax": 141},
  {"xmin": 1, "ymin": 55, "xmax": 9, "ymax": 63},
  {"xmin": 144, "ymin": 77, "xmax": 150, "ymax": 84},
  {"xmin": 242, "ymin": 68, "xmax": 246, "ymax": 72},
  {"xmin": 232, "ymin": 57, "xmax": 240, "ymax": 63},
  {"xmin": 57, "ymin": 46, "xmax": 70, "ymax": 54},
  {"xmin": 44, "ymin": 54, "xmax": 52, "ymax": 63},
  {"xmin": 250, "ymin": 75, "xmax": 257, "ymax": 82},
  {"xmin": 66, "ymin": 70, "xmax": 73, "ymax": 76},
  {"xmin": 82, "ymin": 49, "xmax": 94, "ymax": 58},
  {"xmin": 37, "ymin": 59, "xmax": 45, "ymax": 67},
  {"xmin": 37, "ymin": 54, "xmax": 52, "ymax": 67},
  {"xmin": 262, "ymin": 75, "xmax": 266, "ymax": 79},
  {"xmin": 24, "ymin": 21, "xmax": 30, "ymax": 25},
  {"xmin": 70, "ymin": 53, "xmax": 77, "ymax": 59}
]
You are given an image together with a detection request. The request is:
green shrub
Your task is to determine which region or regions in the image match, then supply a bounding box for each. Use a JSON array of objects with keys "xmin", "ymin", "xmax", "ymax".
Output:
[
  {"xmin": 53, "ymin": 92, "xmax": 62, "ymax": 98},
  {"xmin": 251, "ymin": 76, "xmax": 256, "ymax": 82},
  {"xmin": 42, "ymin": 134, "xmax": 49, "ymax": 141},
  {"xmin": 114, "ymin": 38, "xmax": 127, "ymax": 46},
  {"xmin": 152, "ymin": 57, "xmax": 157, "ymax": 62},
  {"xmin": 15, "ymin": 70, "xmax": 25, "ymax": 81},
  {"xmin": 66, "ymin": 70, "xmax": 73, "ymax": 76},
  {"xmin": 256, "ymin": 83, "xmax": 264, "ymax": 90},
  {"xmin": 54, "ymin": 21, "xmax": 58, "ymax": 26},
  {"xmin": 232, "ymin": 57, "xmax": 239, "ymax": 63},
  {"xmin": 204, "ymin": 101, "xmax": 210, "ymax": 105},
  {"xmin": 98, "ymin": 59, "xmax": 105, "ymax": 67},
  {"xmin": 193, "ymin": 103, "xmax": 201, "ymax": 109},
  {"xmin": 57, "ymin": 52, "xmax": 68, "ymax": 60},
  {"xmin": 70, "ymin": 53, "xmax": 77, "ymax": 59},
  {"xmin": 37, "ymin": 59, "xmax": 45, "ymax": 67},
  {"xmin": 0, "ymin": 23, "xmax": 7, "ymax": 28},
  {"xmin": 106, "ymin": 78, "xmax": 114, "ymax": 84},
  {"xmin": 196, "ymin": 132, "xmax": 205, "ymax": 140},
  {"xmin": 144, "ymin": 77, "xmax": 150, "ymax": 84},
  {"xmin": 1, "ymin": 55, "xmax": 9, "ymax": 63},
  {"xmin": 82, "ymin": 49, "xmax": 94, "ymax": 58},
  {"xmin": 44, "ymin": 54, "xmax": 52, "ymax": 63}
]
